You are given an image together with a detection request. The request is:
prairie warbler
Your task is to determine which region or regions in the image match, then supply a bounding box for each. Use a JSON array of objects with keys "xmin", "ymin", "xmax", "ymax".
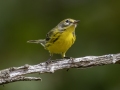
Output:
[{"xmin": 27, "ymin": 18, "xmax": 79, "ymax": 60}]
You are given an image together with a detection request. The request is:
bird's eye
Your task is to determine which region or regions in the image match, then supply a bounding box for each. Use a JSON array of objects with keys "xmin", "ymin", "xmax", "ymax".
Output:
[
  {"xmin": 64, "ymin": 19, "xmax": 70, "ymax": 26},
  {"xmin": 65, "ymin": 19, "xmax": 69, "ymax": 23}
]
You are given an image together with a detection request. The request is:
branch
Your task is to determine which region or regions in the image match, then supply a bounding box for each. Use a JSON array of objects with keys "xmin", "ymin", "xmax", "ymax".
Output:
[{"xmin": 0, "ymin": 53, "xmax": 120, "ymax": 85}]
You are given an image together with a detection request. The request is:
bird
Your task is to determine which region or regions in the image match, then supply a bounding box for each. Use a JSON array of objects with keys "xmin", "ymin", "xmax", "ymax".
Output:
[{"xmin": 27, "ymin": 18, "xmax": 79, "ymax": 61}]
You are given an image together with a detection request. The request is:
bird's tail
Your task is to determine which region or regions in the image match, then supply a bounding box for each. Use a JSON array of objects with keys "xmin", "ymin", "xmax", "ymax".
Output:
[{"xmin": 27, "ymin": 39, "xmax": 46, "ymax": 47}]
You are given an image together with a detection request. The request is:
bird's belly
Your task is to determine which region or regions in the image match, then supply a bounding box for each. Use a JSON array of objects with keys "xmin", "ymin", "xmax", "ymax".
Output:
[{"xmin": 47, "ymin": 33, "xmax": 75, "ymax": 54}]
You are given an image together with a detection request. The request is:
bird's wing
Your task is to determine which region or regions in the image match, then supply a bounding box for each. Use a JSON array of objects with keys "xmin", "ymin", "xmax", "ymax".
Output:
[{"xmin": 45, "ymin": 27, "xmax": 59, "ymax": 41}]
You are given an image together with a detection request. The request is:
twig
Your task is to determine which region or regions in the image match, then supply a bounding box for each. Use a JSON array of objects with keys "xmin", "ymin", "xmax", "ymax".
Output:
[{"xmin": 0, "ymin": 53, "xmax": 120, "ymax": 85}]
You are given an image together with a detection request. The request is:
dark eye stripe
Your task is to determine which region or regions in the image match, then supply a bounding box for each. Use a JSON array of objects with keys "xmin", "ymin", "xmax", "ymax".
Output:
[
  {"xmin": 65, "ymin": 19, "xmax": 73, "ymax": 24},
  {"xmin": 65, "ymin": 20, "xmax": 69, "ymax": 23}
]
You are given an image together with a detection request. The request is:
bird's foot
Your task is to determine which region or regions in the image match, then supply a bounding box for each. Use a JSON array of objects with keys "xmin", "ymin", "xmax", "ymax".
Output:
[
  {"xmin": 64, "ymin": 57, "xmax": 75, "ymax": 71},
  {"xmin": 64, "ymin": 57, "xmax": 73, "ymax": 59},
  {"xmin": 45, "ymin": 59, "xmax": 54, "ymax": 65}
]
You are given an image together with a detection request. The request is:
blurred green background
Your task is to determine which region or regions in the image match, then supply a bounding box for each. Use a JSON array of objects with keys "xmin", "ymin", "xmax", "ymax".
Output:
[{"xmin": 0, "ymin": 0, "xmax": 120, "ymax": 90}]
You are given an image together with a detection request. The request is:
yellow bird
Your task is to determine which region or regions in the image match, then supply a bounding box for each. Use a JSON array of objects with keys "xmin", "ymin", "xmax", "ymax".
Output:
[{"xmin": 27, "ymin": 18, "xmax": 79, "ymax": 60}]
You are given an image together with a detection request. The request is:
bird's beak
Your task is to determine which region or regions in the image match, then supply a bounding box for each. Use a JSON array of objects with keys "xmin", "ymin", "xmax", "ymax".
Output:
[{"xmin": 73, "ymin": 20, "xmax": 80, "ymax": 24}]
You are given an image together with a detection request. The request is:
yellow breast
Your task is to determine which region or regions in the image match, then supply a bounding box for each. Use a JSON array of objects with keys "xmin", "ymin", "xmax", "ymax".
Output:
[{"xmin": 46, "ymin": 26, "xmax": 76, "ymax": 54}]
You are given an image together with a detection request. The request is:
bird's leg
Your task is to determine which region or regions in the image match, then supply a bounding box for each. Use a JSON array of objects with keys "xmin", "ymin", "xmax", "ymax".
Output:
[
  {"xmin": 62, "ymin": 52, "xmax": 71, "ymax": 71},
  {"xmin": 62, "ymin": 52, "xmax": 73, "ymax": 59},
  {"xmin": 64, "ymin": 57, "xmax": 72, "ymax": 59},
  {"xmin": 62, "ymin": 52, "xmax": 75, "ymax": 71},
  {"xmin": 65, "ymin": 57, "xmax": 75, "ymax": 71},
  {"xmin": 46, "ymin": 53, "xmax": 54, "ymax": 64}
]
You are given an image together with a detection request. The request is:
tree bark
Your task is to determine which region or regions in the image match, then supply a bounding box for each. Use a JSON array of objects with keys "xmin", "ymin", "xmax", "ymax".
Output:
[{"xmin": 0, "ymin": 53, "xmax": 120, "ymax": 85}]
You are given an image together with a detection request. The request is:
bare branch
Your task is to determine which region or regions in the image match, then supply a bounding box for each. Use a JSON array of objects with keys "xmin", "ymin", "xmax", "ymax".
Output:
[{"xmin": 0, "ymin": 53, "xmax": 120, "ymax": 85}]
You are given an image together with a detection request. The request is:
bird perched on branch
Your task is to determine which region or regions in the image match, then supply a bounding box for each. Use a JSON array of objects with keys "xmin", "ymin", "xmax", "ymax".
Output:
[{"xmin": 27, "ymin": 18, "xmax": 79, "ymax": 61}]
